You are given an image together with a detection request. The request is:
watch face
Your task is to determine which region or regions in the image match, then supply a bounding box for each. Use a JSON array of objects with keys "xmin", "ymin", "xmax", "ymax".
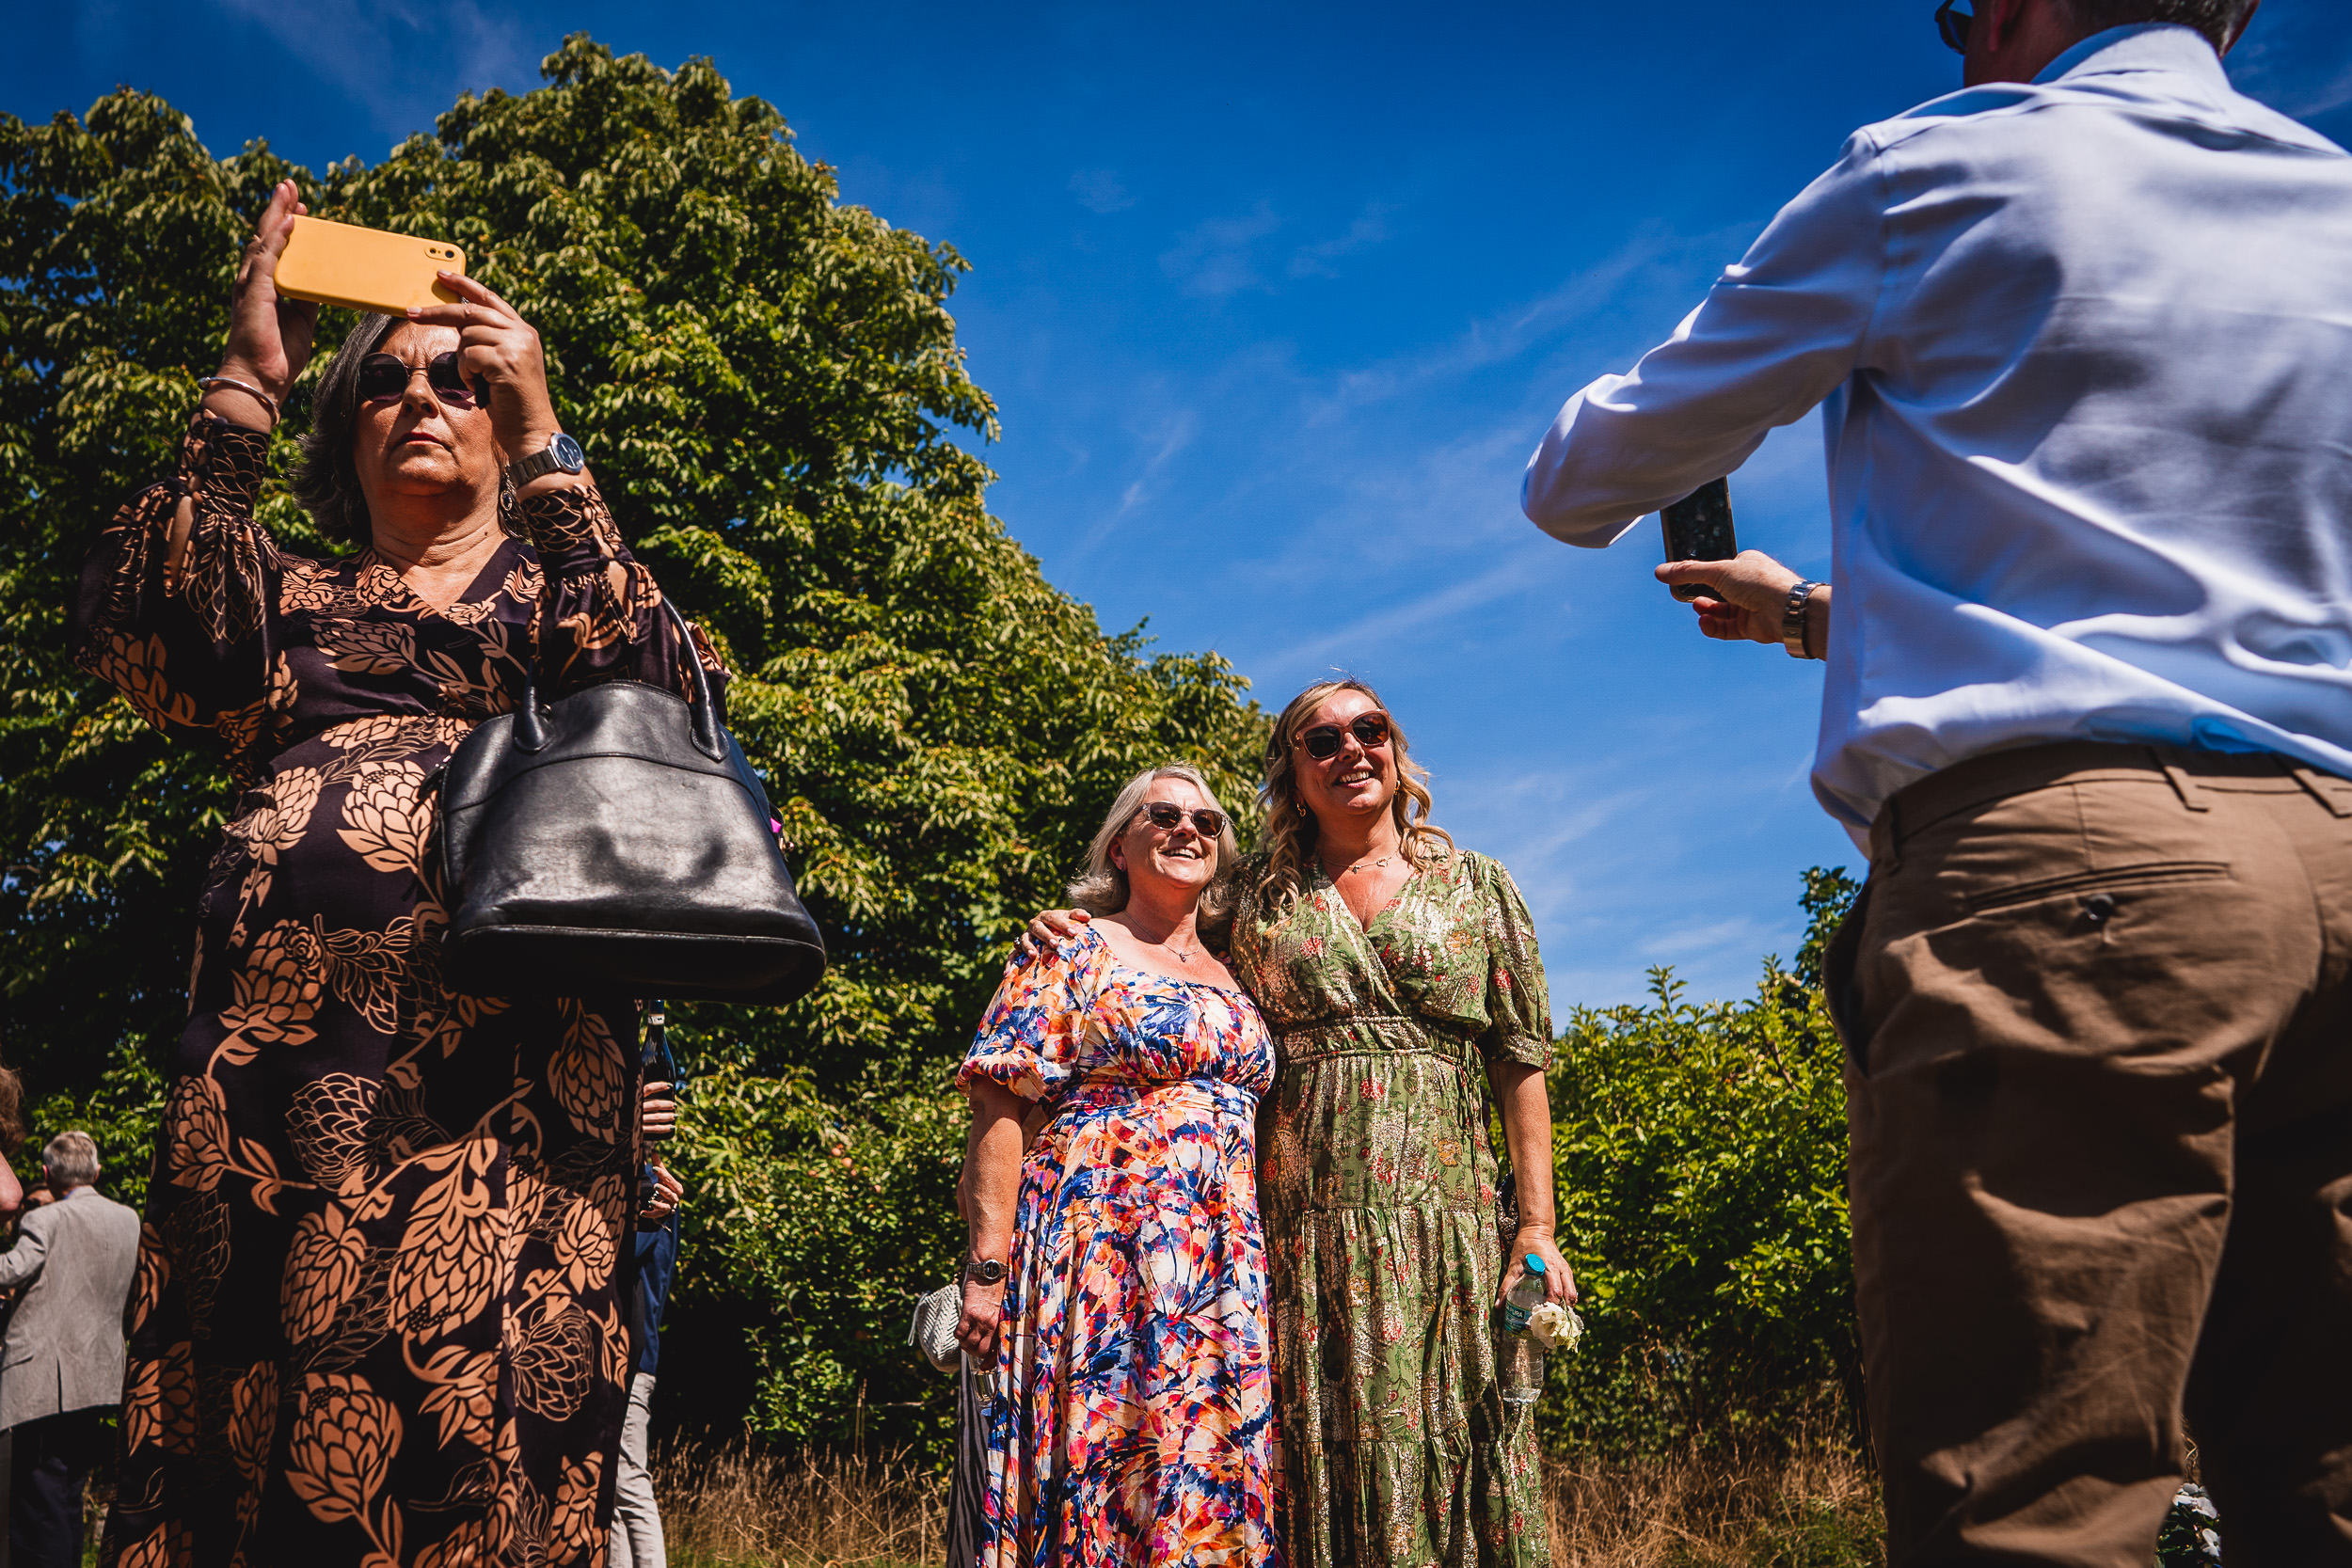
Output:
[
  {"xmin": 549, "ymin": 433, "xmax": 586, "ymax": 472},
  {"xmin": 973, "ymin": 1259, "xmax": 1007, "ymax": 1284}
]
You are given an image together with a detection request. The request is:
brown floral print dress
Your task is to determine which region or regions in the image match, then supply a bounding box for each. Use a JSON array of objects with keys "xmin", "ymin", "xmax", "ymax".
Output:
[
  {"xmin": 69, "ymin": 411, "xmax": 714, "ymax": 1568},
  {"xmin": 1230, "ymin": 847, "xmax": 1553, "ymax": 1568}
]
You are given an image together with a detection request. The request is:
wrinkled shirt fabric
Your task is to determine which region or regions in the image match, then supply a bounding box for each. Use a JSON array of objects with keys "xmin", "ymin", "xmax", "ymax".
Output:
[{"xmin": 1522, "ymin": 24, "xmax": 2352, "ymax": 841}]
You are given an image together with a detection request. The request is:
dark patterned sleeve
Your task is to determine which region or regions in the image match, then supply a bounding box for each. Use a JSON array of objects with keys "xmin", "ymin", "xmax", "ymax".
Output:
[
  {"xmin": 1478, "ymin": 855, "xmax": 1555, "ymax": 1069},
  {"xmin": 69, "ymin": 411, "xmax": 284, "ymax": 758},
  {"xmin": 515, "ymin": 483, "xmax": 727, "ymax": 709}
]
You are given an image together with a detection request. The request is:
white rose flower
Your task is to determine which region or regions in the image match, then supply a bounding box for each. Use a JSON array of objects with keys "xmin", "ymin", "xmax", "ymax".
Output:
[{"xmin": 1525, "ymin": 1301, "xmax": 1583, "ymax": 1353}]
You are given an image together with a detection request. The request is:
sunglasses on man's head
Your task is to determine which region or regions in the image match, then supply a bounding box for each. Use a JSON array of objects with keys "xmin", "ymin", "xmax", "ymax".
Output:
[
  {"xmin": 1935, "ymin": 0, "xmax": 1974, "ymax": 54},
  {"xmin": 1295, "ymin": 712, "xmax": 1392, "ymax": 762},
  {"xmin": 356, "ymin": 351, "xmax": 481, "ymax": 407},
  {"xmin": 1138, "ymin": 801, "xmax": 1228, "ymax": 837}
]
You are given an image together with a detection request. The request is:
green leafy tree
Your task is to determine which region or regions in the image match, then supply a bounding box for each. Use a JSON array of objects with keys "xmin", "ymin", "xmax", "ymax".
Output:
[
  {"xmin": 1, "ymin": 39, "xmax": 1266, "ymax": 1448},
  {"xmin": 1541, "ymin": 867, "xmax": 1865, "ymax": 1455}
]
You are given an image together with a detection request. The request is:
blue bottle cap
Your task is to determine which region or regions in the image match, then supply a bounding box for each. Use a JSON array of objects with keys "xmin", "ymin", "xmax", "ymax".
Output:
[{"xmin": 1524, "ymin": 1253, "xmax": 1545, "ymax": 1274}]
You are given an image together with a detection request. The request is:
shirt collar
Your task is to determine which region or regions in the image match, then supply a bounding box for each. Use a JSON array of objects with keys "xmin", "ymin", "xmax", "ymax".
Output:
[{"xmin": 2036, "ymin": 22, "xmax": 2229, "ymax": 89}]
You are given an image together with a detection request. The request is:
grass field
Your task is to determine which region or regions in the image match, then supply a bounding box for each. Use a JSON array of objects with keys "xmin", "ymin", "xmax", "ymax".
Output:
[{"xmin": 651, "ymin": 1432, "xmax": 1885, "ymax": 1568}]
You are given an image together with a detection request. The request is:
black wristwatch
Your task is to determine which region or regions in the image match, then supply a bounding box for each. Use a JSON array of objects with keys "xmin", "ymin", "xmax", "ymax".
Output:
[
  {"xmin": 966, "ymin": 1258, "xmax": 1008, "ymax": 1286},
  {"xmin": 504, "ymin": 432, "xmax": 586, "ymax": 488}
]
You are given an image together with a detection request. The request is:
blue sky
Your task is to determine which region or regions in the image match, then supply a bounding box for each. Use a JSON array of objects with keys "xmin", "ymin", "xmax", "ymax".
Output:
[{"xmin": 14, "ymin": 1, "xmax": 2352, "ymax": 1005}]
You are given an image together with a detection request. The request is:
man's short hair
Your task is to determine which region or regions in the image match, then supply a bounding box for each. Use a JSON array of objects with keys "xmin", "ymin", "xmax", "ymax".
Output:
[
  {"xmin": 2057, "ymin": 0, "xmax": 2258, "ymax": 52},
  {"xmin": 40, "ymin": 1132, "xmax": 99, "ymax": 1189}
]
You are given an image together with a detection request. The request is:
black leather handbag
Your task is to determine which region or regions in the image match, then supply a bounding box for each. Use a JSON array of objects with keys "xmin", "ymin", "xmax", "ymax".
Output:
[{"xmin": 437, "ymin": 602, "xmax": 827, "ymax": 1005}]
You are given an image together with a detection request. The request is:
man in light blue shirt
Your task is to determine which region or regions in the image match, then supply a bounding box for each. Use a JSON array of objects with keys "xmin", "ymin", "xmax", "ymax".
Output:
[{"xmin": 1525, "ymin": 0, "xmax": 2352, "ymax": 1561}]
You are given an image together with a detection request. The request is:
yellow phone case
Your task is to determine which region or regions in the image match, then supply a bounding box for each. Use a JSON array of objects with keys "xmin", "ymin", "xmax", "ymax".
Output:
[{"xmin": 274, "ymin": 216, "xmax": 468, "ymax": 315}]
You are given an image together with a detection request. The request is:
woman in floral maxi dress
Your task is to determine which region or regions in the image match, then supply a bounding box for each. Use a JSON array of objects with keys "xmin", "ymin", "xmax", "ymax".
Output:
[
  {"xmin": 69, "ymin": 182, "xmax": 703, "ymax": 1566},
  {"xmin": 956, "ymin": 768, "xmax": 1281, "ymax": 1568},
  {"xmin": 1029, "ymin": 683, "xmax": 1569, "ymax": 1568}
]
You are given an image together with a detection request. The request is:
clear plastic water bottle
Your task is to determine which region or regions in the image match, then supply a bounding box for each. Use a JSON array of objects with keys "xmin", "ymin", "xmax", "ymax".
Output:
[{"xmin": 1500, "ymin": 1252, "xmax": 1548, "ymax": 1407}]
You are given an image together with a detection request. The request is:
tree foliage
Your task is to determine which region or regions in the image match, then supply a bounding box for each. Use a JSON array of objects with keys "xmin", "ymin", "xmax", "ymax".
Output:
[
  {"xmin": 1540, "ymin": 868, "xmax": 1864, "ymax": 1454},
  {"xmin": 0, "ymin": 39, "xmax": 1266, "ymax": 1448}
]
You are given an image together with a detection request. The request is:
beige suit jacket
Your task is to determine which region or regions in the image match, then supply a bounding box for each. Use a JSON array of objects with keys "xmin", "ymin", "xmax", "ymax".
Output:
[{"xmin": 0, "ymin": 1186, "xmax": 141, "ymax": 1429}]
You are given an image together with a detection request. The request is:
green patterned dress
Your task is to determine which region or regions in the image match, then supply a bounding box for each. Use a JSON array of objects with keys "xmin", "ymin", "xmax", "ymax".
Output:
[{"xmin": 1230, "ymin": 847, "xmax": 1553, "ymax": 1568}]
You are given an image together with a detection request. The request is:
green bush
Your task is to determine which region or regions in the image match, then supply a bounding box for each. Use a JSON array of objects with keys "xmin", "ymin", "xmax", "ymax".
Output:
[{"xmin": 1541, "ymin": 868, "xmax": 1863, "ymax": 1455}]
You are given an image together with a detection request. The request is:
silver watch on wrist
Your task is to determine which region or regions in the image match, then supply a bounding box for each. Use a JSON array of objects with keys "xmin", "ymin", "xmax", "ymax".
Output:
[
  {"xmin": 1781, "ymin": 579, "xmax": 1823, "ymax": 660},
  {"xmin": 504, "ymin": 432, "xmax": 586, "ymax": 488}
]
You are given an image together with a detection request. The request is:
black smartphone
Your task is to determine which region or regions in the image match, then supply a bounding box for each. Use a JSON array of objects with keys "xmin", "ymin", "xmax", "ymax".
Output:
[{"xmin": 1660, "ymin": 479, "xmax": 1737, "ymax": 604}]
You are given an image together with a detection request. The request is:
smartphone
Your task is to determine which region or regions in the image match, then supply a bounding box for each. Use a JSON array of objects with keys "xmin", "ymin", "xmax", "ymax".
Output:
[
  {"xmin": 1660, "ymin": 478, "xmax": 1737, "ymax": 604},
  {"xmin": 274, "ymin": 215, "xmax": 468, "ymax": 315}
]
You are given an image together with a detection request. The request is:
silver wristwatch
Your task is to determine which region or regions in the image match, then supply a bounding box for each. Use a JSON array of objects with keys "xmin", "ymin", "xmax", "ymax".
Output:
[
  {"xmin": 504, "ymin": 432, "xmax": 586, "ymax": 487},
  {"xmin": 1781, "ymin": 579, "xmax": 1823, "ymax": 660}
]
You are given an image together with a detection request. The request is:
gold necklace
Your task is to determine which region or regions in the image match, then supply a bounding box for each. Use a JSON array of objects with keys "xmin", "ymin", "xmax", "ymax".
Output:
[{"xmin": 1336, "ymin": 851, "xmax": 1393, "ymax": 877}]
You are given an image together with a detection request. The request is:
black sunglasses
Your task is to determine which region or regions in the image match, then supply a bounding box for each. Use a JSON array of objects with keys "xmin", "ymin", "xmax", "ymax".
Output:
[
  {"xmin": 1138, "ymin": 801, "xmax": 1228, "ymax": 837},
  {"xmin": 1295, "ymin": 712, "xmax": 1392, "ymax": 762},
  {"xmin": 1935, "ymin": 0, "xmax": 1974, "ymax": 54},
  {"xmin": 356, "ymin": 351, "xmax": 481, "ymax": 407}
]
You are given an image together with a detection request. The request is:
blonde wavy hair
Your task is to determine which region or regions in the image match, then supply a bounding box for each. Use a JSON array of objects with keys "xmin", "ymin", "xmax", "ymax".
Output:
[
  {"xmin": 1256, "ymin": 678, "xmax": 1452, "ymax": 916},
  {"xmin": 1066, "ymin": 765, "xmax": 1245, "ymax": 942}
]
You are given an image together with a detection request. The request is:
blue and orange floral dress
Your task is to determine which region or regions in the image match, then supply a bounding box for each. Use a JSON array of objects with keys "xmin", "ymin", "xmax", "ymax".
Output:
[{"xmin": 957, "ymin": 927, "xmax": 1283, "ymax": 1568}]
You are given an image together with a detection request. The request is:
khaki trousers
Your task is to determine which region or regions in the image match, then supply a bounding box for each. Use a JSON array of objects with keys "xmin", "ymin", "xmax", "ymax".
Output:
[{"xmin": 1832, "ymin": 741, "xmax": 2352, "ymax": 1566}]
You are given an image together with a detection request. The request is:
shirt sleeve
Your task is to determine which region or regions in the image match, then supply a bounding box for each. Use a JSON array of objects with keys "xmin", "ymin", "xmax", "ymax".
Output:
[
  {"xmin": 516, "ymin": 483, "xmax": 730, "ymax": 710},
  {"xmin": 69, "ymin": 411, "xmax": 282, "ymax": 753},
  {"xmin": 1478, "ymin": 856, "xmax": 1555, "ymax": 1069},
  {"xmin": 0, "ymin": 1211, "xmax": 53, "ymax": 1292},
  {"xmin": 1520, "ymin": 131, "xmax": 1889, "ymax": 545},
  {"xmin": 955, "ymin": 933, "xmax": 1109, "ymax": 1106}
]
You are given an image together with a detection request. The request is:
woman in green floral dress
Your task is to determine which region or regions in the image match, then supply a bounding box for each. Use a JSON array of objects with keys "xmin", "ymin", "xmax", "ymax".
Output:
[{"xmin": 1034, "ymin": 678, "xmax": 1571, "ymax": 1567}]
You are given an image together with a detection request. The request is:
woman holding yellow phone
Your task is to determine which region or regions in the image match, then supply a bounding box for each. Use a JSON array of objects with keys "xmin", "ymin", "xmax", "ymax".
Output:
[{"xmin": 71, "ymin": 179, "xmax": 709, "ymax": 1568}]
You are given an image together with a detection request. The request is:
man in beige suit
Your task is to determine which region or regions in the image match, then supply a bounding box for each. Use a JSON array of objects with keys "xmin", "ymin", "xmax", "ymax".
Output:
[{"xmin": 0, "ymin": 1133, "xmax": 138, "ymax": 1568}]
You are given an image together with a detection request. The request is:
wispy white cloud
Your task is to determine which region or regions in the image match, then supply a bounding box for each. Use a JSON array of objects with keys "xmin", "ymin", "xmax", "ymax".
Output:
[
  {"xmin": 1288, "ymin": 203, "xmax": 1395, "ymax": 278},
  {"xmin": 1305, "ymin": 218, "xmax": 1759, "ymax": 426},
  {"xmin": 1160, "ymin": 201, "xmax": 1281, "ymax": 298},
  {"xmin": 209, "ymin": 0, "xmax": 531, "ymax": 141},
  {"xmin": 1080, "ymin": 405, "xmax": 1200, "ymax": 549},
  {"xmin": 2230, "ymin": 8, "xmax": 2352, "ymax": 121},
  {"xmin": 1069, "ymin": 168, "xmax": 1136, "ymax": 214}
]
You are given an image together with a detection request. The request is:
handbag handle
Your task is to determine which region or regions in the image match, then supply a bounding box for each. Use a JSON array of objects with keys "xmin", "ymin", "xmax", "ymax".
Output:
[{"xmin": 511, "ymin": 597, "xmax": 725, "ymax": 762}]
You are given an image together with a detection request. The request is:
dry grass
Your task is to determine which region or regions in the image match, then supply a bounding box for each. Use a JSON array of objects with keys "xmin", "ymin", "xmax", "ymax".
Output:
[
  {"xmin": 652, "ymin": 1431, "xmax": 1883, "ymax": 1568},
  {"xmin": 1545, "ymin": 1427, "xmax": 1883, "ymax": 1567},
  {"xmin": 654, "ymin": 1441, "xmax": 948, "ymax": 1568}
]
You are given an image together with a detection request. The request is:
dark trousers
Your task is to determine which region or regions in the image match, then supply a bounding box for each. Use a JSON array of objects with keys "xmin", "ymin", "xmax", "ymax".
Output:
[
  {"xmin": 1836, "ymin": 742, "xmax": 2352, "ymax": 1565},
  {"xmin": 9, "ymin": 1407, "xmax": 107, "ymax": 1568}
]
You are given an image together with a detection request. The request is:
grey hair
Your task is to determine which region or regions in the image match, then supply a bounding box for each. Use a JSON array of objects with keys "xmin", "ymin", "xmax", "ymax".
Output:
[
  {"xmin": 2055, "ymin": 0, "xmax": 2257, "ymax": 50},
  {"xmin": 1066, "ymin": 765, "xmax": 1243, "ymax": 942},
  {"xmin": 40, "ymin": 1130, "xmax": 99, "ymax": 1189}
]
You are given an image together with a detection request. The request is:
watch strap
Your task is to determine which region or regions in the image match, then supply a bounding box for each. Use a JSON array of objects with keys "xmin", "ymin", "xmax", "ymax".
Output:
[
  {"xmin": 504, "ymin": 433, "xmax": 584, "ymax": 488},
  {"xmin": 1781, "ymin": 579, "xmax": 1822, "ymax": 660}
]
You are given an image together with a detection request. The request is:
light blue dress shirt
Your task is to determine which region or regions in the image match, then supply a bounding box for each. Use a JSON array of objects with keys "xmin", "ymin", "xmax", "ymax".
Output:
[{"xmin": 1522, "ymin": 25, "xmax": 2352, "ymax": 842}]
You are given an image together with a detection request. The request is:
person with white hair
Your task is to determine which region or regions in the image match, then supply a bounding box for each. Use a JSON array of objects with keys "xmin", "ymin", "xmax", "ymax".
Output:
[
  {"xmin": 0, "ymin": 1132, "xmax": 138, "ymax": 1568},
  {"xmin": 954, "ymin": 764, "xmax": 1280, "ymax": 1568}
]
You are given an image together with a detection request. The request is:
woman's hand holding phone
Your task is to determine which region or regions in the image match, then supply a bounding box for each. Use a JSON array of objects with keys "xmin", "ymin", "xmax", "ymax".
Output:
[
  {"xmin": 404, "ymin": 274, "xmax": 575, "ymax": 495},
  {"xmin": 211, "ymin": 179, "xmax": 320, "ymax": 426}
]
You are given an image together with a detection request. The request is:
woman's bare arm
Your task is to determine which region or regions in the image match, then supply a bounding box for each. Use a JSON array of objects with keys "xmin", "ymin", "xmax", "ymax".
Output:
[
  {"xmin": 1490, "ymin": 1060, "xmax": 1576, "ymax": 1306},
  {"xmin": 956, "ymin": 1080, "xmax": 1028, "ymax": 1359}
]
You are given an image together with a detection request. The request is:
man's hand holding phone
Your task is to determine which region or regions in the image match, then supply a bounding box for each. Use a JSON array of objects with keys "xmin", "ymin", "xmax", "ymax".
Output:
[{"xmin": 1657, "ymin": 550, "xmax": 1830, "ymax": 658}]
